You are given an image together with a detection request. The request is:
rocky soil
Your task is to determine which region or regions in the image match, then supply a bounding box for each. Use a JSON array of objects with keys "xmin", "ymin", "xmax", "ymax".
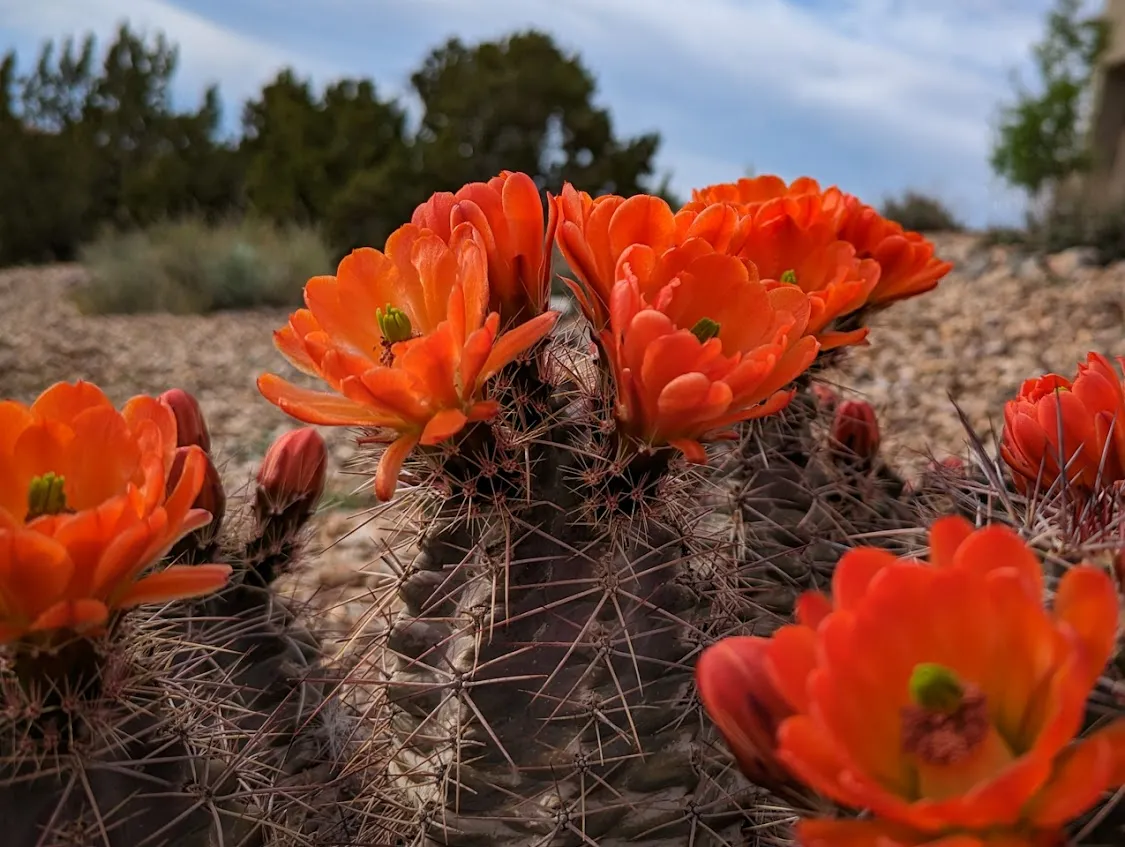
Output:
[{"xmin": 3, "ymin": 233, "xmax": 1124, "ymax": 642}]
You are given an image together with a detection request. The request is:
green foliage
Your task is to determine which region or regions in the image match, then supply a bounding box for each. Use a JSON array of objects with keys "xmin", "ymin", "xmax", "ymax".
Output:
[
  {"xmin": 1033, "ymin": 201, "xmax": 1125, "ymax": 265},
  {"xmin": 991, "ymin": 0, "xmax": 1108, "ymax": 198},
  {"xmin": 880, "ymin": 190, "xmax": 963, "ymax": 232},
  {"xmin": 75, "ymin": 217, "xmax": 330, "ymax": 314},
  {"xmin": 0, "ymin": 24, "xmax": 666, "ymax": 271}
]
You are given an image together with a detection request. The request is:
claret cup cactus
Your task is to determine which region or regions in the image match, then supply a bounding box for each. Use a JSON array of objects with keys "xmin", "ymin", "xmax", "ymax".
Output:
[
  {"xmin": 9, "ymin": 168, "xmax": 1125, "ymax": 847},
  {"xmin": 0, "ymin": 383, "xmax": 348, "ymax": 847}
]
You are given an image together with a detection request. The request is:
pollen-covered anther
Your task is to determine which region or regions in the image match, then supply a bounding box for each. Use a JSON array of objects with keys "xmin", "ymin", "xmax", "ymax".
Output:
[{"xmin": 901, "ymin": 664, "xmax": 989, "ymax": 766}]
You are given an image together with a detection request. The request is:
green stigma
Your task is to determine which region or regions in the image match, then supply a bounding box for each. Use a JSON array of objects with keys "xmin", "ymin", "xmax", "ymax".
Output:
[
  {"xmin": 27, "ymin": 472, "xmax": 68, "ymax": 520},
  {"xmin": 909, "ymin": 663, "xmax": 964, "ymax": 713},
  {"xmin": 690, "ymin": 317, "xmax": 721, "ymax": 343},
  {"xmin": 780, "ymin": 269, "xmax": 798, "ymax": 285},
  {"xmin": 376, "ymin": 305, "xmax": 413, "ymax": 343}
]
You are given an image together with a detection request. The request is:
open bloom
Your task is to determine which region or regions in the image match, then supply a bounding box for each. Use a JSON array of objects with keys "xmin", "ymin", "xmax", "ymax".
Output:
[
  {"xmin": 554, "ymin": 184, "xmax": 748, "ymax": 329},
  {"xmin": 728, "ymin": 192, "xmax": 881, "ymax": 350},
  {"xmin": 410, "ymin": 170, "xmax": 557, "ymax": 325},
  {"xmin": 688, "ymin": 177, "xmax": 952, "ymax": 312},
  {"xmin": 691, "ymin": 175, "xmax": 828, "ymax": 208},
  {"xmin": 697, "ymin": 516, "xmax": 1125, "ymax": 847},
  {"xmin": 1001, "ymin": 352, "xmax": 1125, "ymax": 497},
  {"xmin": 257, "ymin": 224, "xmax": 559, "ymax": 500},
  {"xmin": 838, "ymin": 196, "xmax": 954, "ymax": 307},
  {"xmin": 603, "ymin": 242, "xmax": 819, "ymax": 460},
  {"xmin": 0, "ymin": 381, "xmax": 231, "ymax": 644}
]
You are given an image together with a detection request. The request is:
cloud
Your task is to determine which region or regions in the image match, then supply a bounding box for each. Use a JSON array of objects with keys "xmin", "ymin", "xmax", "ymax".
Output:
[
  {"xmin": 1, "ymin": 0, "xmax": 344, "ymax": 110},
  {"xmin": 2, "ymin": 0, "xmax": 1053, "ymax": 225}
]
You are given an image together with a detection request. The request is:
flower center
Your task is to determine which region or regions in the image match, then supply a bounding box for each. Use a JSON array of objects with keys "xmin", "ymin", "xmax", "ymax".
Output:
[
  {"xmin": 376, "ymin": 305, "xmax": 414, "ymax": 365},
  {"xmin": 27, "ymin": 472, "xmax": 69, "ymax": 520},
  {"xmin": 901, "ymin": 663, "xmax": 988, "ymax": 766},
  {"xmin": 690, "ymin": 317, "xmax": 721, "ymax": 343},
  {"xmin": 780, "ymin": 269, "xmax": 798, "ymax": 284}
]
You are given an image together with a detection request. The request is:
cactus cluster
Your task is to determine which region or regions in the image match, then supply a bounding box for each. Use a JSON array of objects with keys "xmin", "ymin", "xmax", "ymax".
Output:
[{"xmin": 5, "ymin": 170, "xmax": 1125, "ymax": 847}]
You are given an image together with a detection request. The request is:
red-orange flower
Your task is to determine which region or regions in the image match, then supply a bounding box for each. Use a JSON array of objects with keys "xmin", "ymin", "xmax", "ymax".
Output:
[
  {"xmin": 691, "ymin": 175, "xmax": 827, "ymax": 207},
  {"xmin": 697, "ymin": 516, "xmax": 1125, "ymax": 847},
  {"xmin": 602, "ymin": 242, "xmax": 819, "ymax": 461},
  {"xmin": 257, "ymin": 223, "xmax": 559, "ymax": 501},
  {"xmin": 1001, "ymin": 352, "xmax": 1125, "ymax": 497},
  {"xmin": 728, "ymin": 192, "xmax": 881, "ymax": 350},
  {"xmin": 553, "ymin": 184, "xmax": 744, "ymax": 330},
  {"xmin": 838, "ymin": 196, "xmax": 954, "ymax": 307},
  {"xmin": 687, "ymin": 177, "xmax": 953, "ymax": 312},
  {"xmin": 0, "ymin": 381, "xmax": 231, "ymax": 644},
  {"xmin": 411, "ymin": 170, "xmax": 557, "ymax": 325}
]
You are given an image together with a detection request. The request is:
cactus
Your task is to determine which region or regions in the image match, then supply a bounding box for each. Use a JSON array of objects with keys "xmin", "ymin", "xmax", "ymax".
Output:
[
  {"xmin": 10, "ymin": 169, "xmax": 1125, "ymax": 847},
  {"xmin": 0, "ymin": 386, "xmax": 351, "ymax": 847},
  {"xmin": 251, "ymin": 172, "xmax": 977, "ymax": 846}
]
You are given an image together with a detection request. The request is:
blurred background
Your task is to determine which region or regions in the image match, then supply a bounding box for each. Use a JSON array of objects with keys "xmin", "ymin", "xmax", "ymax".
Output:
[{"xmin": 0, "ymin": 0, "xmax": 1113, "ymax": 284}]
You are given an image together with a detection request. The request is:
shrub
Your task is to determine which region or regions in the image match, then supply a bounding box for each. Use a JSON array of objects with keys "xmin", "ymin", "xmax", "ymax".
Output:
[
  {"xmin": 880, "ymin": 190, "xmax": 963, "ymax": 233},
  {"xmin": 74, "ymin": 217, "xmax": 331, "ymax": 315},
  {"xmin": 1032, "ymin": 202, "xmax": 1125, "ymax": 265}
]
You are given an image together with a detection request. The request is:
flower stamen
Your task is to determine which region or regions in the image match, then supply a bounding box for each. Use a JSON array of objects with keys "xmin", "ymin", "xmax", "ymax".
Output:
[
  {"xmin": 27, "ymin": 472, "xmax": 68, "ymax": 520},
  {"xmin": 377, "ymin": 305, "xmax": 414, "ymax": 365},
  {"xmin": 902, "ymin": 663, "xmax": 988, "ymax": 765},
  {"xmin": 690, "ymin": 317, "xmax": 721, "ymax": 343}
]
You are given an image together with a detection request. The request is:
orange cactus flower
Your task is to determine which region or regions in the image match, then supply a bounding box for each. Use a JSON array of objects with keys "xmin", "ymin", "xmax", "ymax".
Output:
[
  {"xmin": 554, "ymin": 184, "xmax": 748, "ymax": 330},
  {"xmin": 410, "ymin": 170, "xmax": 557, "ymax": 325},
  {"xmin": 602, "ymin": 242, "xmax": 820, "ymax": 461},
  {"xmin": 0, "ymin": 381, "xmax": 231, "ymax": 644},
  {"xmin": 257, "ymin": 224, "xmax": 559, "ymax": 501},
  {"xmin": 838, "ymin": 197, "xmax": 954, "ymax": 307},
  {"xmin": 697, "ymin": 516, "xmax": 1125, "ymax": 847},
  {"xmin": 1001, "ymin": 352, "xmax": 1125, "ymax": 497},
  {"xmin": 691, "ymin": 175, "xmax": 827, "ymax": 207},
  {"xmin": 729, "ymin": 192, "xmax": 881, "ymax": 350}
]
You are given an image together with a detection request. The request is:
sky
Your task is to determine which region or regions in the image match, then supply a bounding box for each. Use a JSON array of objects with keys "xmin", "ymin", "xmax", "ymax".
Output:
[{"xmin": 0, "ymin": 0, "xmax": 1077, "ymax": 228}]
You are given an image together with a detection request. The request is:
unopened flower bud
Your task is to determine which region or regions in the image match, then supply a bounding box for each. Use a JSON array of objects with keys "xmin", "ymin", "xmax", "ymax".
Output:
[
  {"xmin": 831, "ymin": 399, "xmax": 881, "ymax": 466},
  {"xmin": 257, "ymin": 427, "xmax": 328, "ymax": 510},
  {"xmin": 159, "ymin": 388, "xmax": 212, "ymax": 453},
  {"xmin": 811, "ymin": 383, "xmax": 839, "ymax": 413}
]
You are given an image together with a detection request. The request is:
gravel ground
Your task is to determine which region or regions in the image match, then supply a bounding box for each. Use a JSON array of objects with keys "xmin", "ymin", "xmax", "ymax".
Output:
[{"xmin": 3, "ymin": 235, "xmax": 1124, "ymax": 629}]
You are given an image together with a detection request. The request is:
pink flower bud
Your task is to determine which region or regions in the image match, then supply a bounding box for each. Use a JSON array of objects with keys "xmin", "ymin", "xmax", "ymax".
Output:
[
  {"xmin": 811, "ymin": 383, "xmax": 839, "ymax": 413},
  {"xmin": 934, "ymin": 456, "xmax": 965, "ymax": 474},
  {"xmin": 258, "ymin": 427, "xmax": 328, "ymax": 508},
  {"xmin": 159, "ymin": 389, "xmax": 211, "ymax": 453},
  {"xmin": 831, "ymin": 399, "xmax": 881, "ymax": 464}
]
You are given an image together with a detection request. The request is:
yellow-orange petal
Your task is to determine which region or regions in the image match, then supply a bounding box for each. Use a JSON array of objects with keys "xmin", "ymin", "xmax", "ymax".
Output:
[
  {"xmin": 928, "ymin": 515, "xmax": 975, "ymax": 567},
  {"xmin": 797, "ymin": 817, "xmax": 989, "ymax": 847},
  {"xmin": 420, "ymin": 409, "xmax": 469, "ymax": 446},
  {"xmin": 1027, "ymin": 725, "xmax": 1121, "ymax": 827},
  {"xmin": 1051, "ymin": 565, "xmax": 1118, "ymax": 685},
  {"xmin": 0, "ymin": 531, "xmax": 74, "ymax": 624},
  {"xmin": 115, "ymin": 564, "xmax": 232, "ymax": 608},
  {"xmin": 258, "ymin": 374, "xmax": 401, "ymax": 427},
  {"xmin": 667, "ymin": 438, "xmax": 708, "ymax": 463},
  {"xmin": 30, "ymin": 380, "xmax": 113, "ymax": 423},
  {"xmin": 28, "ymin": 598, "xmax": 110, "ymax": 634},
  {"xmin": 477, "ymin": 310, "xmax": 560, "ymax": 385},
  {"xmin": 375, "ymin": 433, "xmax": 420, "ymax": 501}
]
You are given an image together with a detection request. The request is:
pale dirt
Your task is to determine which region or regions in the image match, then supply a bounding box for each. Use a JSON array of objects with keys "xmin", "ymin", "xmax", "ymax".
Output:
[{"xmin": 3, "ymin": 235, "xmax": 1124, "ymax": 641}]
